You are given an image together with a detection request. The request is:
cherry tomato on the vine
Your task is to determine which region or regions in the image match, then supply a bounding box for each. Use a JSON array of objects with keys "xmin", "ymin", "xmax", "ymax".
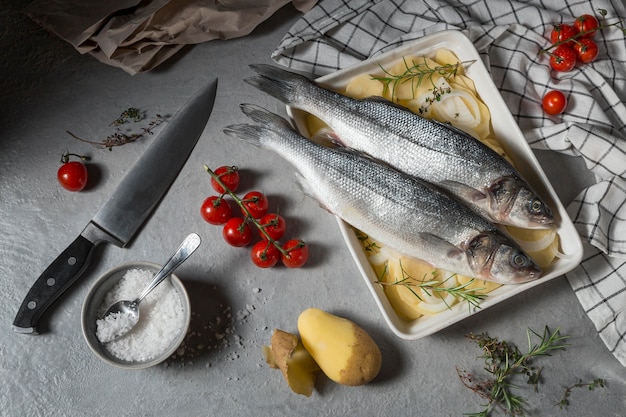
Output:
[
  {"xmin": 542, "ymin": 90, "xmax": 567, "ymax": 115},
  {"xmin": 259, "ymin": 213, "xmax": 286, "ymax": 241},
  {"xmin": 211, "ymin": 165, "xmax": 240, "ymax": 194},
  {"xmin": 200, "ymin": 196, "xmax": 232, "ymax": 225},
  {"xmin": 550, "ymin": 44, "xmax": 577, "ymax": 72},
  {"xmin": 250, "ymin": 241, "xmax": 280, "ymax": 268},
  {"xmin": 574, "ymin": 14, "xmax": 599, "ymax": 38},
  {"xmin": 222, "ymin": 217, "xmax": 252, "ymax": 247},
  {"xmin": 57, "ymin": 160, "xmax": 88, "ymax": 192},
  {"xmin": 281, "ymin": 239, "xmax": 309, "ymax": 268},
  {"xmin": 550, "ymin": 24, "xmax": 578, "ymax": 46},
  {"xmin": 241, "ymin": 191, "xmax": 269, "ymax": 219},
  {"xmin": 574, "ymin": 38, "xmax": 599, "ymax": 63}
]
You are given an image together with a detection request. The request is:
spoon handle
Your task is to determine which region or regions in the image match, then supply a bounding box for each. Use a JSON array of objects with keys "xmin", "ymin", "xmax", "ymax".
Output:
[{"xmin": 137, "ymin": 233, "xmax": 201, "ymax": 302}]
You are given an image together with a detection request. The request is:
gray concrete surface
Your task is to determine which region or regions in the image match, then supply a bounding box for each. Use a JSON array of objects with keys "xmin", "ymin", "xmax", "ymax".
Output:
[{"xmin": 1, "ymin": 2, "xmax": 625, "ymax": 416}]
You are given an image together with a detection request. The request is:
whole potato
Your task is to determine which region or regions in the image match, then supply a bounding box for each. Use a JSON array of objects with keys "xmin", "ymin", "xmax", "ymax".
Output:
[{"xmin": 297, "ymin": 308, "xmax": 382, "ymax": 386}]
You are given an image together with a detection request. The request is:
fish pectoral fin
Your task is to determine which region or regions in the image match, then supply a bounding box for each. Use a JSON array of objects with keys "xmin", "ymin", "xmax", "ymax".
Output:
[
  {"xmin": 418, "ymin": 233, "xmax": 465, "ymax": 261},
  {"xmin": 440, "ymin": 180, "xmax": 487, "ymax": 203}
]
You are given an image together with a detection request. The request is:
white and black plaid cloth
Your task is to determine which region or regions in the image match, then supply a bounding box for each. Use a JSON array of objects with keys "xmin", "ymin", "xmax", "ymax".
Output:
[{"xmin": 272, "ymin": 0, "xmax": 626, "ymax": 366}]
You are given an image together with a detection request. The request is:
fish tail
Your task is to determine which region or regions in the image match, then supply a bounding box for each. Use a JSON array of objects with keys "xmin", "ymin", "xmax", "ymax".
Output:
[
  {"xmin": 239, "ymin": 103, "xmax": 293, "ymax": 129},
  {"xmin": 245, "ymin": 64, "xmax": 313, "ymax": 105},
  {"xmin": 223, "ymin": 104, "xmax": 294, "ymax": 148},
  {"xmin": 222, "ymin": 123, "xmax": 266, "ymax": 148}
]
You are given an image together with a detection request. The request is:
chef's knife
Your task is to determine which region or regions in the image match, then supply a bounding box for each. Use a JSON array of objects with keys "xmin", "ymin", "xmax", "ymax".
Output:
[{"xmin": 13, "ymin": 79, "xmax": 218, "ymax": 334}]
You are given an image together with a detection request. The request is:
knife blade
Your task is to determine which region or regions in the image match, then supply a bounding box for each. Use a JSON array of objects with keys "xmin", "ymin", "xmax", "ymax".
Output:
[{"xmin": 13, "ymin": 79, "xmax": 218, "ymax": 334}]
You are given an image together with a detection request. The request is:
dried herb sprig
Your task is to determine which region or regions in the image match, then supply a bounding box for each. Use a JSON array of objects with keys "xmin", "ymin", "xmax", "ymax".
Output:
[
  {"xmin": 111, "ymin": 107, "xmax": 143, "ymax": 125},
  {"xmin": 67, "ymin": 108, "xmax": 165, "ymax": 151},
  {"xmin": 372, "ymin": 56, "xmax": 472, "ymax": 101},
  {"xmin": 555, "ymin": 378, "xmax": 605, "ymax": 410},
  {"xmin": 458, "ymin": 327, "xmax": 570, "ymax": 416}
]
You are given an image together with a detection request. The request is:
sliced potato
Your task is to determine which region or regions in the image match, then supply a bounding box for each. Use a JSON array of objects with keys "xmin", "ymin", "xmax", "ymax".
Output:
[
  {"xmin": 304, "ymin": 114, "xmax": 328, "ymax": 139},
  {"xmin": 505, "ymin": 226, "xmax": 560, "ymax": 268},
  {"xmin": 344, "ymin": 73, "xmax": 385, "ymax": 99}
]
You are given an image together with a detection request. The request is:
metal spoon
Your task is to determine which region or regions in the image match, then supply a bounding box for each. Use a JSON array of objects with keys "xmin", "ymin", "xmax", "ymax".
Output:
[{"xmin": 97, "ymin": 233, "xmax": 201, "ymax": 343}]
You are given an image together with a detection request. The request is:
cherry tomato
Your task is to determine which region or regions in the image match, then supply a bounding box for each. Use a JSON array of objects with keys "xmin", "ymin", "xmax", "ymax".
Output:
[
  {"xmin": 574, "ymin": 38, "xmax": 599, "ymax": 63},
  {"xmin": 241, "ymin": 191, "xmax": 269, "ymax": 219},
  {"xmin": 211, "ymin": 165, "xmax": 240, "ymax": 194},
  {"xmin": 574, "ymin": 14, "xmax": 599, "ymax": 38},
  {"xmin": 57, "ymin": 161, "xmax": 88, "ymax": 192},
  {"xmin": 550, "ymin": 23, "xmax": 578, "ymax": 46},
  {"xmin": 222, "ymin": 217, "xmax": 252, "ymax": 247},
  {"xmin": 250, "ymin": 241, "xmax": 280, "ymax": 268},
  {"xmin": 200, "ymin": 196, "xmax": 232, "ymax": 225},
  {"xmin": 550, "ymin": 44, "xmax": 577, "ymax": 72},
  {"xmin": 542, "ymin": 90, "xmax": 567, "ymax": 115},
  {"xmin": 281, "ymin": 239, "xmax": 309, "ymax": 268},
  {"xmin": 259, "ymin": 213, "xmax": 286, "ymax": 241}
]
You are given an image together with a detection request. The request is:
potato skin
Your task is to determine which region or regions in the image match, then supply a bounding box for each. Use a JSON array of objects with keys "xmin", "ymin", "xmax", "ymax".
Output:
[
  {"xmin": 266, "ymin": 329, "xmax": 320, "ymax": 397},
  {"xmin": 297, "ymin": 308, "xmax": 382, "ymax": 386}
]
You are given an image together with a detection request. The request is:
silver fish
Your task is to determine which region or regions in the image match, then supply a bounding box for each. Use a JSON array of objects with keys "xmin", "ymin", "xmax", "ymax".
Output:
[
  {"xmin": 223, "ymin": 104, "xmax": 541, "ymax": 284},
  {"xmin": 245, "ymin": 64, "xmax": 555, "ymax": 230}
]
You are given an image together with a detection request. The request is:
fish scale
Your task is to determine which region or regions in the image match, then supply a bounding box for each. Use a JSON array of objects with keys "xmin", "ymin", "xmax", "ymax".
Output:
[
  {"xmin": 223, "ymin": 104, "xmax": 541, "ymax": 284},
  {"xmin": 245, "ymin": 64, "xmax": 555, "ymax": 230}
]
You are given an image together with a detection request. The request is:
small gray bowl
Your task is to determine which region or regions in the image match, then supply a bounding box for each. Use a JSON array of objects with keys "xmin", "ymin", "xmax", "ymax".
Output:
[{"xmin": 81, "ymin": 261, "xmax": 191, "ymax": 369}]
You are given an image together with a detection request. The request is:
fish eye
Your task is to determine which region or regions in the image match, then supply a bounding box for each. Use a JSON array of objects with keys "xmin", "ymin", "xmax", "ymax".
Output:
[
  {"xmin": 530, "ymin": 199, "xmax": 543, "ymax": 213},
  {"xmin": 512, "ymin": 253, "xmax": 528, "ymax": 267}
]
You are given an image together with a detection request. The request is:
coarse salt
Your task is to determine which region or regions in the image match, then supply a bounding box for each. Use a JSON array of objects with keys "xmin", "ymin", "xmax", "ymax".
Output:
[
  {"xmin": 95, "ymin": 268, "xmax": 186, "ymax": 362},
  {"xmin": 96, "ymin": 310, "xmax": 135, "ymax": 343}
]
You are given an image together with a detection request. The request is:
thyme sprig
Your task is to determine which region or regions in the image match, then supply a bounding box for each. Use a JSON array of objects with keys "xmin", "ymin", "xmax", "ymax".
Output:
[
  {"xmin": 555, "ymin": 378, "xmax": 605, "ymax": 410},
  {"xmin": 356, "ymin": 229, "xmax": 381, "ymax": 253},
  {"xmin": 67, "ymin": 107, "xmax": 165, "ymax": 151},
  {"xmin": 376, "ymin": 259, "xmax": 487, "ymax": 311},
  {"xmin": 372, "ymin": 56, "xmax": 472, "ymax": 102},
  {"xmin": 458, "ymin": 326, "xmax": 570, "ymax": 416}
]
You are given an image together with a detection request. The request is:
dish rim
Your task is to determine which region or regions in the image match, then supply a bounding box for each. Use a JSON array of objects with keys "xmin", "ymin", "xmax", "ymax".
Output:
[
  {"xmin": 286, "ymin": 29, "xmax": 583, "ymax": 339},
  {"xmin": 81, "ymin": 261, "xmax": 191, "ymax": 368}
]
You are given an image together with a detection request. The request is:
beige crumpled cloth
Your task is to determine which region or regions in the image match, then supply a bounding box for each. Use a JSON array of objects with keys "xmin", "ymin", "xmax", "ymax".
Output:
[{"xmin": 25, "ymin": 0, "xmax": 317, "ymax": 75}]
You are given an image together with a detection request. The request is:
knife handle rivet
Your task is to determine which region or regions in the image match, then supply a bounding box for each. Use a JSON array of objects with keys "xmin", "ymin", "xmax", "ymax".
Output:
[
  {"xmin": 27, "ymin": 301, "xmax": 37, "ymax": 310},
  {"xmin": 47, "ymin": 278, "xmax": 56, "ymax": 287},
  {"xmin": 67, "ymin": 257, "xmax": 77, "ymax": 266}
]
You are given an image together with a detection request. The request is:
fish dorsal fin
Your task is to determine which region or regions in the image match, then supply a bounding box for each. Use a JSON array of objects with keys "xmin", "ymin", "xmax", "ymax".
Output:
[
  {"xmin": 363, "ymin": 96, "xmax": 413, "ymax": 112},
  {"xmin": 418, "ymin": 233, "xmax": 465, "ymax": 261},
  {"xmin": 427, "ymin": 117, "xmax": 478, "ymax": 140}
]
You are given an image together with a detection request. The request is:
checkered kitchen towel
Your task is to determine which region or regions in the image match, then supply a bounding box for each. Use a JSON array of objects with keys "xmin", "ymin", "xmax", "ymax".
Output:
[{"xmin": 271, "ymin": 0, "xmax": 626, "ymax": 365}]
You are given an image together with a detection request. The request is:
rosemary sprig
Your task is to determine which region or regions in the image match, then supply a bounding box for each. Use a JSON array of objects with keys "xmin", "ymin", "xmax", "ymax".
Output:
[
  {"xmin": 376, "ymin": 258, "xmax": 487, "ymax": 311},
  {"xmin": 555, "ymin": 378, "xmax": 605, "ymax": 410},
  {"xmin": 67, "ymin": 107, "xmax": 165, "ymax": 151},
  {"xmin": 372, "ymin": 56, "xmax": 472, "ymax": 102},
  {"xmin": 458, "ymin": 326, "xmax": 570, "ymax": 416}
]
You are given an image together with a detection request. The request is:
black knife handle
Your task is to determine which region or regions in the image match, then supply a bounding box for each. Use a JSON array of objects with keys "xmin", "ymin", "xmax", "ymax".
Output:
[{"xmin": 13, "ymin": 235, "xmax": 96, "ymax": 334}]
